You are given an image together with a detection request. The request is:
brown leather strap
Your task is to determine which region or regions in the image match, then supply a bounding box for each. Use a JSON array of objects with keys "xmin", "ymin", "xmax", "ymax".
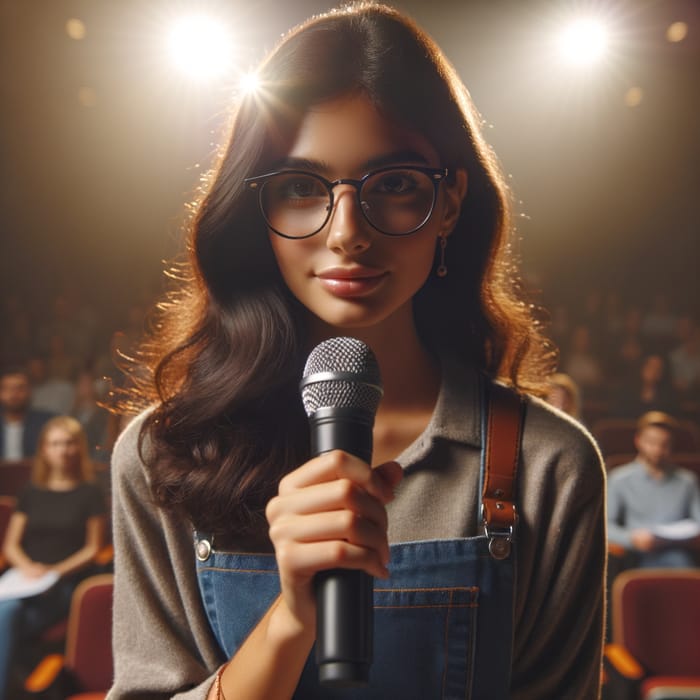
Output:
[{"xmin": 482, "ymin": 382, "xmax": 524, "ymax": 537}]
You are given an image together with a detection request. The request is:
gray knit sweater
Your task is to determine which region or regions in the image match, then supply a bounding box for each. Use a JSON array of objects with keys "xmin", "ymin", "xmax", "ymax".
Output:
[{"xmin": 107, "ymin": 359, "xmax": 606, "ymax": 699}]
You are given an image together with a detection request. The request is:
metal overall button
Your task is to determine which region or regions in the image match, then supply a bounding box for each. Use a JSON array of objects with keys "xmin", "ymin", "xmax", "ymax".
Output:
[{"xmin": 195, "ymin": 538, "xmax": 212, "ymax": 562}]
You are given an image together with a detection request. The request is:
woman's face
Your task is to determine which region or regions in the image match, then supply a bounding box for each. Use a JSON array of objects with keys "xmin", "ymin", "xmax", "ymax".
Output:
[
  {"xmin": 546, "ymin": 385, "xmax": 571, "ymax": 413},
  {"xmin": 42, "ymin": 426, "xmax": 81, "ymax": 473},
  {"xmin": 642, "ymin": 355, "xmax": 664, "ymax": 383},
  {"xmin": 266, "ymin": 93, "xmax": 465, "ymax": 338}
]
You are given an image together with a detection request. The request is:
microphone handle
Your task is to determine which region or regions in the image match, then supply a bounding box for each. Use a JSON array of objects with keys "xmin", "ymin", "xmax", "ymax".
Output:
[{"xmin": 309, "ymin": 407, "xmax": 374, "ymax": 687}]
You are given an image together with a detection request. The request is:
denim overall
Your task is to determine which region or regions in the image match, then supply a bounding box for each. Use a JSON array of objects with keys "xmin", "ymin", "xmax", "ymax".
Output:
[{"xmin": 195, "ymin": 383, "xmax": 523, "ymax": 700}]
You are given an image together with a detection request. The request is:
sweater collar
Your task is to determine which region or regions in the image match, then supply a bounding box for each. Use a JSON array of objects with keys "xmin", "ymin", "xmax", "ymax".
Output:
[{"xmin": 395, "ymin": 354, "xmax": 482, "ymax": 467}]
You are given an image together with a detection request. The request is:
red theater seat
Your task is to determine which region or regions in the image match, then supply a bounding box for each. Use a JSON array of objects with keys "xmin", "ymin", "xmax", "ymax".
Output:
[
  {"xmin": 604, "ymin": 569, "xmax": 700, "ymax": 700},
  {"xmin": 25, "ymin": 574, "xmax": 114, "ymax": 700}
]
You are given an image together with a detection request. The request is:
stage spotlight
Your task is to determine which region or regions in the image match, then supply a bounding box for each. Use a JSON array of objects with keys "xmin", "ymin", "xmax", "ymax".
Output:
[
  {"xmin": 239, "ymin": 71, "xmax": 260, "ymax": 95},
  {"xmin": 66, "ymin": 18, "xmax": 86, "ymax": 41},
  {"xmin": 166, "ymin": 14, "xmax": 233, "ymax": 81},
  {"xmin": 666, "ymin": 21, "xmax": 688, "ymax": 43},
  {"xmin": 556, "ymin": 16, "xmax": 610, "ymax": 66}
]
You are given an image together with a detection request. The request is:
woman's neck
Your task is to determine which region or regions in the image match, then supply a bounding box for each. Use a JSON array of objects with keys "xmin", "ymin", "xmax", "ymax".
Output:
[
  {"xmin": 306, "ymin": 311, "xmax": 441, "ymax": 466},
  {"xmin": 371, "ymin": 338, "xmax": 440, "ymax": 466},
  {"xmin": 46, "ymin": 467, "xmax": 80, "ymax": 491},
  {"xmin": 307, "ymin": 307, "xmax": 440, "ymax": 411}
]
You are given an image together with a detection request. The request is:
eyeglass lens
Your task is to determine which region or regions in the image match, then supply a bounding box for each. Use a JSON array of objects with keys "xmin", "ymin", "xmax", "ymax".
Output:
[{"xmin": 259, "ymin": 169, "xmax": 437, "ymax": 237}]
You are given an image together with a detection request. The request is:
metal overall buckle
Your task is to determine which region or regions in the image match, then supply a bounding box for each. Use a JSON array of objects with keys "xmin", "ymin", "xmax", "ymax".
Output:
[
  {"xmin": 483, "ymin": 521, "xmax": 514, "ymax": 560},
  {"xmin": 481, "ymin": 503, "xmax": 516, "ymax": 560}
]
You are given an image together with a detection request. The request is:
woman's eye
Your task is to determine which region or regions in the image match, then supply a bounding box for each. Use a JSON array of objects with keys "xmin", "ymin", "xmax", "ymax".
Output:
[
  {"xmin": 375, "ymin": 172, "xmax": 417, "ymax": 194},
  {"xmin": 279, "ymin": 176, "xmax": 325, "ymax": 199},
  {"xmin": 290, "ymin": 180, "xmax": 314, "ymax": 197}
]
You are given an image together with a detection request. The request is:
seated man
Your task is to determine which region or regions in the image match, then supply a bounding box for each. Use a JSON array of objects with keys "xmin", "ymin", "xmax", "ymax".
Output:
[
  {"xmin": 0, "ymin": 366, "xmax": 55, "ymax": 461},
  {"xmin": 607, "ymin": 411, "xmax": 700, "ymax": 568}
]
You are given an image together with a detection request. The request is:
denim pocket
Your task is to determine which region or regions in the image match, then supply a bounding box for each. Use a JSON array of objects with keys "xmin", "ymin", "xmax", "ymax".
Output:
[{"xmin": 372, "ymin": 586, "xmax": 478, "ymax": 700}]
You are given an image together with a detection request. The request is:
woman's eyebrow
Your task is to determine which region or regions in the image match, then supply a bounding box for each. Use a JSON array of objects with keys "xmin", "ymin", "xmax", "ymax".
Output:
[
  {"xmin": 362, "ymin": 150, "xmax": 430, "ymax": 170},
  {"xmin": 275, "ymin": 156, "xmax": 329, "ymax": 173},
  {"xmin": 274, "ymin": 149, "xmax": 430, "ymax": 175}
]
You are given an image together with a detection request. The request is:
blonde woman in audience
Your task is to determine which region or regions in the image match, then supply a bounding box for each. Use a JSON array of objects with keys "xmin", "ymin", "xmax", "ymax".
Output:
[
  {"xmin": 545, "ymin": 372, "xmax": 582, "ymax": 420},
  {"xmin": 0, "ymin": 416, "xmax": 106, "ymax": 700}
]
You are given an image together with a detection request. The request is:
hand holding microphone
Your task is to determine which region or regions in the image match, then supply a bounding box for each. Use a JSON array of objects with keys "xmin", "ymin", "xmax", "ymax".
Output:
[{"xmin": 266, "ymin": 337, "xmax": 402, "ymax": 686}]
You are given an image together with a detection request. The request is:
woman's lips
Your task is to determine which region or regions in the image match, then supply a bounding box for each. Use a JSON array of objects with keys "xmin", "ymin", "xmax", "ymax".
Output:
[{"xmin": 317, "ymin": 268, "xmax": 387, "ymax": 298}]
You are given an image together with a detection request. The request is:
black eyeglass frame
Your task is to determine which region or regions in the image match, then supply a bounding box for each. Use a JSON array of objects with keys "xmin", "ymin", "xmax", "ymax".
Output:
[{"xmin": 244, "ymin": 165, "xmax": 449, "ymax": 239}]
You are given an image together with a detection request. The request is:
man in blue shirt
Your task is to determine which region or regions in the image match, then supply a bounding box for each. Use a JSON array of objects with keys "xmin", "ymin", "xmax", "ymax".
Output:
[{"xmin": 607, "ymin": 411, "xmax": 700, "ymax": 567}]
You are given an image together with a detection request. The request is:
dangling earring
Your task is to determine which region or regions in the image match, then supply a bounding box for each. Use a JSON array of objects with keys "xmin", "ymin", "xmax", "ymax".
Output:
[{"xmin": 436, "ymin": 234, "xmax": 448, "ymax": 278}]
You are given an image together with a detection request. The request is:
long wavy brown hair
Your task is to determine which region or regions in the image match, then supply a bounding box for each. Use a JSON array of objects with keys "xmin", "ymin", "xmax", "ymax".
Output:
[{"xmin": 128, "ymin": 2, "xmax": 556, "ymax": 535}]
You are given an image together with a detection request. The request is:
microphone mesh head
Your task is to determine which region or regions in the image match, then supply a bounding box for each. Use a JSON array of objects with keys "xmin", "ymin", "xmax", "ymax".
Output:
[{"xmin": 301, "ymin": 337, "xmax": 383, "ymax": 417}]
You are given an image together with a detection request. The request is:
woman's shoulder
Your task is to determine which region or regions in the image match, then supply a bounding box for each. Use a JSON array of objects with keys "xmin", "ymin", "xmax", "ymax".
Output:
[
  {"xmin": 16, "ymin": 481, "xmax": 40, "ymax": 508},
  {"xmin": 521, "ymin": 393, "xmax": 604, "ymax": 482},
  {"xmin": 110, "ymin": 407, "xmax": 157, "ymax": 485},
  {"xmin": 524, "ymin": 393, "xmax": 599, "ymax": 452}
]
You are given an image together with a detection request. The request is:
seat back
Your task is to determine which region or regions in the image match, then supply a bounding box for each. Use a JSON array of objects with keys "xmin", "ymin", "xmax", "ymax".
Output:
[
  {"xmin": 612, "ymin": 569, "xmax": 700, "ymax": 677},
  {"xmin": 592, "ymin": 419, "xmax": 638, "ymax": 456},
  {"xmin": 65, "ymin": 574, "xmax": 114, "ymax": 692},
  {"xmin": 672, "ymin": 421, "xmax": 700, "ymax": 452},
  {"xmin": 0, "ymin": 459, "xmax": 33, "ymax": 497}
]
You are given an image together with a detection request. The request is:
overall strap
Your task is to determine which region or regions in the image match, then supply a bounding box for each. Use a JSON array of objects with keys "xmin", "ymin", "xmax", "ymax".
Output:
[{"xmin": 481, "ymin": 381, "xmax": 525, "ymax": 559}]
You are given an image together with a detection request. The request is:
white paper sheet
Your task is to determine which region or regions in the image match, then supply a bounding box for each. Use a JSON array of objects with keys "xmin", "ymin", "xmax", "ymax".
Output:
[
  {"xmin": 0, "ymin": 568, "xmax": 59, "ymax": 600},
  {"xmin": 651, "ymin": 519, "xmax": 700, "ymax": 541}
]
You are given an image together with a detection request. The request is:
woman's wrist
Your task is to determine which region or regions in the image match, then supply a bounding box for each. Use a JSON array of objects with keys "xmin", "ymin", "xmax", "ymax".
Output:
[
  {"xmin": 265, "ymin": 594, "xmax": 315, "ymax": 649},
  {"xmin": 214, "ymin": 594, "xmax": 316, "ymax": 700}
]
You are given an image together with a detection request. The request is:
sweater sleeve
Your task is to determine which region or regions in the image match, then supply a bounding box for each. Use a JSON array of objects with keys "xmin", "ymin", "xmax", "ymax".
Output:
[
  {"xmin": 511, "ymin": 401, "xmax": 607, "ymax": 700},
  {"xmin": 106, "ymin": 412, "xmax": 224, "ymax": 700}
]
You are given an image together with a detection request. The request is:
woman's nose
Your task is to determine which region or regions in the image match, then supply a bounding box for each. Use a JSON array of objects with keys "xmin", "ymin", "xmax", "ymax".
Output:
[{"xmin": 325, "ymin": 186, "xmax": 372, "ymax": 254}]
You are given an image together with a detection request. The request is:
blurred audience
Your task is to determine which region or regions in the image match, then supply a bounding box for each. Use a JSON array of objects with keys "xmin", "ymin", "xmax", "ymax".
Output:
[
  {"xmin": 0, "ymin": 416, "xmax": 107, "ymax": 699},
  {"xmin": 607, "ymin": 411, "xmax": 700, "ymax": 568},
  {"xmin": 27, "ymin": 356, "xmax": 75, "ymax": 416},
  {"xmin": 612, "ymin": 354, "xmax": 679, "ymax": 419},
  {"xmin": 669, "ymin": 318, "xmax": 700, "ymax": 396},
  {"xmin": 71, "ymin": 369, "xmax": 114, "ymax": 461},
  {"xmin": 641, "ymin": 293, "xmax": 679, "ymax": 352},
  {"xmin": 606, "ymin": 306, "xmax": 645, "ymax": 385},
  {"xmin": 0, "ymin": 368, "xmax": 55, "ymax": 461},
  {"xmin": 561, "ymin": 324, "xmax": 605, "ymax": 401}
]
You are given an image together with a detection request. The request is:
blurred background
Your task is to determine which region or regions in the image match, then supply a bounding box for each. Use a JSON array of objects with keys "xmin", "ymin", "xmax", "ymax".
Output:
[{"xmin": 0, "ymin": 0, "xmax": 698, "ymax": 414}]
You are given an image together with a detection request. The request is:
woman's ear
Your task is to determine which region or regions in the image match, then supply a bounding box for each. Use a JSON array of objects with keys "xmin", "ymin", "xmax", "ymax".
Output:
[{"xmin": 440, "ymin": 168, "xmax": 468, "ymax": 236}]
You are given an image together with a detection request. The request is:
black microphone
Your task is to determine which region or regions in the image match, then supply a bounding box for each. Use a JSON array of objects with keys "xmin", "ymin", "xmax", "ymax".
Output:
[{"xmin": 300, "ymin": 336, "xmax": 383, "ymax": 687}]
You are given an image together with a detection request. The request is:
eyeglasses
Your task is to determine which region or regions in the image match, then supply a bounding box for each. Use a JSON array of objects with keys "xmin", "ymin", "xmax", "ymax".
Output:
[{"xmin": 244, "ymin": 165, "xmax": 448, "ymax": 239}]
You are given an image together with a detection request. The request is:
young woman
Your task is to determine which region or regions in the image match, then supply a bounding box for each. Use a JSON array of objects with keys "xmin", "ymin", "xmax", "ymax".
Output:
[
  {"xmin": 108, "ymin": 3, "xmax": 606, "ymax": 699},
  {"xmin": 0, "ymin": 415, "xmax": 106, "ymax": 699}
]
